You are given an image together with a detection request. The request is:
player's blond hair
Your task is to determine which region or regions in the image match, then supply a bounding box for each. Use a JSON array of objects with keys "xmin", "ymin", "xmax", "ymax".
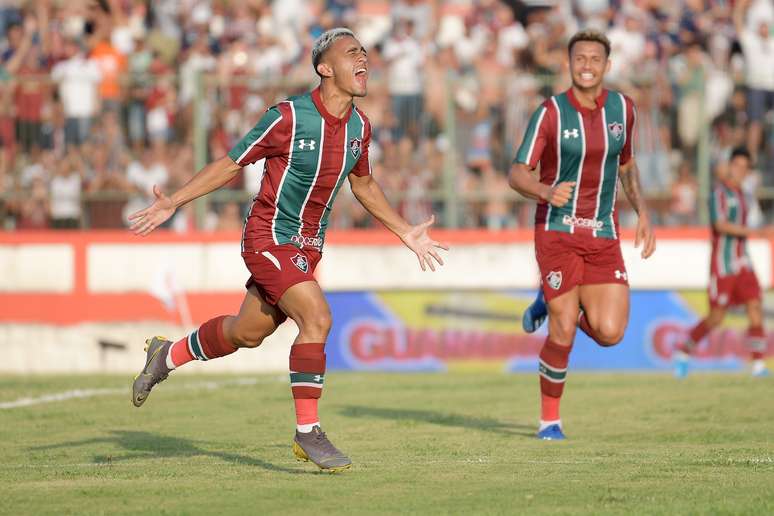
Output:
[
  {"xmin": 312, "ymin": 28, "xmax": 356, "ymax": 76},
  {"xmin": 568, "ymin": 29, "xmax": 611, "ymax": 57}
]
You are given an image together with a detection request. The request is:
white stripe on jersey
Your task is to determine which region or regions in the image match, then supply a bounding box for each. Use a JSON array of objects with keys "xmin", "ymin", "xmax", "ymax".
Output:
[
  {"xmin": 525, "ymin": 106, "xmax": 546, "ymax": 166},
  {"xmin": 545, "ymin": 97, "xmax": 562, "ymax": 231},
  {"xmin": 569, "ymin": 112, "xmax": 586, "ymax": 234},
  {"xmin": 271, "ymin": 101, "xmax": 296, "ymax": 246},
  {"xmin": 593, "ymin": 106, "xmax": 609, "ymax": 237},
  {"xmin": 235, "ymin": 111, "xmax": 284, "ymax": 165},
  {"xmin": 297, "ymin": 117, "xmax": 326, "ymax": 238}
]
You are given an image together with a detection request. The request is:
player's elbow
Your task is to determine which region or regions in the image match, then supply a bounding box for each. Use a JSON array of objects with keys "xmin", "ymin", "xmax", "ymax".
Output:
[{"xmin": 508, "ymin": 164, "xmax": 528, "ymax": 192}]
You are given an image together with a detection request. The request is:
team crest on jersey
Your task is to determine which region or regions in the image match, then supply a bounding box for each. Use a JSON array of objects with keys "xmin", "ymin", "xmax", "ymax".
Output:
[
  {"xmin": 349, "ymin": 137, "xmax": 362, "ymax": 159},
  {"xmin": 608, "ymin": 122, "xmax": 624, "ymax": 141},
  {"xmin": 291, "ymin": 253, "xmax": 309, "ymax": 273},
  {"xmin": 546, "ymin": 270, "xmax": 562, "ymax": 290}
]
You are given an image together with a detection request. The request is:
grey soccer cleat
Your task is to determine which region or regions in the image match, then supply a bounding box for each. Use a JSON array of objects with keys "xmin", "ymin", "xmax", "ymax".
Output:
[
  {"xmin": 132, "ymin": 336, "xmax": 173, "ymax": 407},
  {"xmin": 292, "ymin": 426, "xmax": 352, "ymax": 472}
]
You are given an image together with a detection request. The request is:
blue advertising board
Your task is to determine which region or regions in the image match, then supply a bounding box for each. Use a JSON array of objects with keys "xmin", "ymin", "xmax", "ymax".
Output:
[{"xmin": 324, "ymin": 290, "xmax": 772, "ymax": 371}]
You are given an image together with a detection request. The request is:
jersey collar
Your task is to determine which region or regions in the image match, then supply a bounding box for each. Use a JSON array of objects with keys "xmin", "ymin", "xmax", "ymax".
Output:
[
  {"xmin": 311, "ymin": 86, "xmax": 353, "ymax": 126},
  {"xmin": 567, "ymin": 87, "xmax": 608, "ymax": 115}
]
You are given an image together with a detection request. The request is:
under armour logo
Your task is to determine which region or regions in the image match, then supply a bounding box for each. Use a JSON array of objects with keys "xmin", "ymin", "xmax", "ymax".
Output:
[
  {"xmin": 298, "ymin": 139, "xmax": 316, "ymax": 151},
  {"xmin": 615, "ymin": 270, "xmax": 627, "ymax": 281},
  {"xmin": 563, "ymin": 129, "xmax": 579, "ymax": 139},
  {"xmin": 313, "ymin": 375, "xmax": 323, "ymax": 382}
]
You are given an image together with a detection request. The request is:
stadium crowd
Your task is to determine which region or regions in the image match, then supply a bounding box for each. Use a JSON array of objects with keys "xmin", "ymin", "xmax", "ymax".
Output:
[{"xmin": 0, "ymin": 0, "xmax": 773, "ymax": 231}]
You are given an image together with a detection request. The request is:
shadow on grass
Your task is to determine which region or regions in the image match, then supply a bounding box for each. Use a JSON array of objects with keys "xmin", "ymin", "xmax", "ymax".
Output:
[
  {"xmin": 30, "ymin": 430, "xmax": 311, "ymax": 475},
  {"xmin": 340, "ymin": 405, "xmax": 536, "ymax": 437}
]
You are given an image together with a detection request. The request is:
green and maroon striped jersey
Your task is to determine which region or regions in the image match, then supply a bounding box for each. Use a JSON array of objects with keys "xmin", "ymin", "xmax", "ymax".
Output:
[
  {"xmin": 710, "ymin": 181, "xmax": 751, "ymax": 277},
  {"xmin": 228, "ymin": 87, "xmax": 371, "ymax": 253},
  {"xmin": 514, "ymin": 88, "xmax": 636, "ymax": 240}
]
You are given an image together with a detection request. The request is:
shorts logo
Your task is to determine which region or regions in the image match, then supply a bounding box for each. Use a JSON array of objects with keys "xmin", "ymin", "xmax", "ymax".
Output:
[
  {"xmin": 349, "ymin": 137, "xmax": 362, "ymax": 159},
  {"xmin": 608, "ymin": 122, "xmax": 624, "ymax": 141},
  {"xmin": 546, "ymin": 270, "xmax": 562, "ymax": 290},
  {"xmin": 615, "ymin": 270, "xmax": 628, "ymax": 281},
  {"xmin": 291, "ymin": 253, "xmax": 309, "ymax": 273}
]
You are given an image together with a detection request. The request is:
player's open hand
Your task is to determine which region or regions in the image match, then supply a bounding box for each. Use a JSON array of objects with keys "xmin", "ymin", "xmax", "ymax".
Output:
[
  {"xmin": 401, "ymin": 215, "xmax": 449, "ymax": 272},
  {"xmin": 542, "ymin": 181, "xmax": 576, "ymax": 208},
  {"xmin": 635, "ymin": 213, "xmax": 656, "ymax": 259},
  {"xmin": 128, "ymin": 185, "xmax": 176, "ymax": 236}
]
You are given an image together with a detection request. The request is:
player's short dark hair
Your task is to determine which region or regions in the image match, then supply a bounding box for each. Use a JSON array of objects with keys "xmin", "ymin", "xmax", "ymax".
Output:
[
  {"xmin": 568, "ymin": 29, "xmax": 611, "ymax": 57},
  {"xmin": 730, "ymin": 147, "xmax": 751, "ymax": 161}
]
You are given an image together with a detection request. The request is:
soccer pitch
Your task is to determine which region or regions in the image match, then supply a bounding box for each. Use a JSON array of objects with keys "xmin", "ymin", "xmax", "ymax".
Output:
[{"xmin": 1, "ymin": 372, "xmax": 772, "ymax": 515}]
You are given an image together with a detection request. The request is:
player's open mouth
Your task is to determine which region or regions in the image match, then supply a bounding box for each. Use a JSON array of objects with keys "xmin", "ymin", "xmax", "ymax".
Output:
[{"xmin": 354, "ymin": 67, "xmax": 368, "ymax": 86}]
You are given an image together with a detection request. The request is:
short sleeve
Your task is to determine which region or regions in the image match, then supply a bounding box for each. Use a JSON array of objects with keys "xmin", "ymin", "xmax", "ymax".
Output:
[
  {"xmin": 228, "ymin": 104, "xmax": 289, "ymax": 166},
  {"xmin": 619, "ymin": 96, "xmax": 636, "ymax": 166},
  {"xmin": 710, "ymin": 186, "xmax": 726, "ymax": 224},
  {"xmin": 350, "ymin": 115, "xmax": 372, "ymax": 177},
  {"xmin": 514, "ymin": 104, "xmax": 550, "ymax": 169}
]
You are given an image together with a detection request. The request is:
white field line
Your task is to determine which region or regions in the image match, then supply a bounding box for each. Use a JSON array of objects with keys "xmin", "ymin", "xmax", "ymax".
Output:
[{"xmin": 0, "ymin": 376, "xmax": 284, "ymax": 410}]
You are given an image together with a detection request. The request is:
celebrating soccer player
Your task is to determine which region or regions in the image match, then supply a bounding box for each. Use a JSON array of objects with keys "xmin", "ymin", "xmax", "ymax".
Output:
[
  {"xmin": 510, "ymin": 30, "xmax": 656, "ymax": 440},
  {"xmin": 128, "ymin": 28, "xmax": 447, "ymax": 471},
  {"xmin": 674, "ymin": 148, "xmax": 772, "ymax": 378}
]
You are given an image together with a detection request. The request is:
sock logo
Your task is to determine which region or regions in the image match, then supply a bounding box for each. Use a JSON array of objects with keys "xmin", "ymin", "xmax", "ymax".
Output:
[
  {"xmin": 291, "ymin": 253, "xmax": 309, "ymax": 273},
  {"xmin": 546, "ymin": 270, "xmax": 562, "ymax": 290}
]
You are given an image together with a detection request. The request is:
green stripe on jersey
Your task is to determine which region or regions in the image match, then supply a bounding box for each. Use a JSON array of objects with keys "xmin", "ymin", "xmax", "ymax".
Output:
[
  {"xmin": 514, "ymin": 105, "xmax": 546, "ymax": 165},
  {"xmin": 273, "ymin": 96, "xmax": 324, "ymax": 244},
  {"xmin": 596, "ymin": 92, "xmax": 627, "ymax": 239},
  {"xmin": 290, "ymin": 372, "xmax": 325, "ymax": 385},
  {"xmin": 228, "ymin": 106, "xmax": 283, "ymax": 165},
  {"xmin": 546, "ymin": 93, "xmax": 584, "ymax": 232}
]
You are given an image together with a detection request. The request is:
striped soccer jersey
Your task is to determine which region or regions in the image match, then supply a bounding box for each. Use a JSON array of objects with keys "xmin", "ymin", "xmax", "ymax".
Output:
[
  {"xmin": 228, "ymin": 87, "xmax": 371, "ymax": 253},
  {"xmin": 710, "ymin": 181, "xmax": 751, "ymax": 277},
  {"xmin": 514, "ymin": 88, "xmax": 636, "ymax": 239}
]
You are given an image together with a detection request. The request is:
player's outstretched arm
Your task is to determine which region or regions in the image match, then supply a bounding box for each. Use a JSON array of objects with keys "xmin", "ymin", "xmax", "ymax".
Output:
[
  {"xmin": 619, "ymin": 159, "xmax": 656, "ymax": 258},
  {"xmin": 508, "ymin": 163, "xmax": 575, "ymax": 207},
  {"xmin": 348, "ymin": 173, "xmax": 448, "ymax": 271},
  {"xmin": 129, "ymin": 155, "xmax": 242, "ymax": 236}
]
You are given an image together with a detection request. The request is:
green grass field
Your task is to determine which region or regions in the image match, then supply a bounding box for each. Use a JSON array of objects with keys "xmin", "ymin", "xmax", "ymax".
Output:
[{"xmin": 1, "ymin": 372, "xmax": 772, "ymax": 515}]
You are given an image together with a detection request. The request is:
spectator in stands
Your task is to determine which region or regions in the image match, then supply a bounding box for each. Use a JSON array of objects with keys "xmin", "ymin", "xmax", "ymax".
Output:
[
  {"xmin": 383, "ymin": 19, "xmax": 425, "ymax": 140},
  {"xmin": 124, "ymin": 146, "xmax": 169, "ymax": 226},
  {"xmin": 51, "ymin": 39, "xmax": 101, "ymax": 148},
  {"xmin": 669, "ymin": 161, "xmax": 699, "ymax": 226},
  {"xmin": 49, "ymin": 148, "xmax": 85, "ymax": 229},
  {"xmin": 734, "ymin": 0, "xmax": 774, "ymax": 163}
]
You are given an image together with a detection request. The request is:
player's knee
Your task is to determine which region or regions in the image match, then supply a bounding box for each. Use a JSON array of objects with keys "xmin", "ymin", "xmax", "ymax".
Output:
[
  {"xmin": 550, "ymin": 319, "xmax": 577, "ymax": 345},
  {"xmin": 301, "ymin": 309, "xmax": 332, "ymax": 338},
  {"xmin": 595, "ymin": 321, "xmax": 625, "ymax": 347}
]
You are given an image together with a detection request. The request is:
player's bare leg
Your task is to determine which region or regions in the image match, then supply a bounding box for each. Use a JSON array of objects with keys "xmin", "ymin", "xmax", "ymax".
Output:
[
  {"xmin": 577, "ymin": 283, "xmax": 630, "ymax": 347},
  {"xmin": 132, "ymin": 286, "xmax": 281, "ymax": 407},
  {"xmin": 746, "ymin": 299, "xmax": 770, "ymax": 377},
  {"xmin": 278, "ymin": 281, "xmax": 352, "ymax": 472},
  {"xmin": 674, "ymin": 306, "xmax": 727, "ymax": 379},
  {"xmin": 537, "ymin": 287, "xmax": 580, "ymax": 440}
]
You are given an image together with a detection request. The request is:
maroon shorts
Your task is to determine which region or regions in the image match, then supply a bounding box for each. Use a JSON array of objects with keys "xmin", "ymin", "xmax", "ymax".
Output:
[
  {"xmin": 242, "ymin": 244, "xmax": 322, "ymax": 307},
  {"xmin": 709, "ymin": 268, "xmax": 761, "ymax": 308},
  {"xmin": 535, "ymin": 228, "xmax": 628, "ymax": 302}
]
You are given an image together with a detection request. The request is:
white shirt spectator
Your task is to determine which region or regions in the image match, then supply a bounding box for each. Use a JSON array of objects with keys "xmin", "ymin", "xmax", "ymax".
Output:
[
  {"xmin": 496, "ymin": 21, "xmax": 529, "ymax": 67},
  {"xmin": 51, "ymin": 54, "xmax": 101, "ymax": 118},
  {"xmin": 739, "ymin": 29, "xmax": 774, "ymax": 91},
  {"xmin": 49, "ymin": 172, "xmax": 82, "ymax": 220},
  {"xmin": 382, "ymin": 35, "xmax": 424, "ymax": 95}
]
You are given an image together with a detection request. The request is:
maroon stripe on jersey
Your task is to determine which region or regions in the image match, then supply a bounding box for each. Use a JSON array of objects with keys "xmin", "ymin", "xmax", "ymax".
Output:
[
  {"xmin": 243, "ymin": 101, "xmax": 295, "ymax": 253},
  {"xmin": 300, "ymin": 121, "xmax": 346, "ymax": 240},
  {"xmin": 574, "ymin": 111, "xmax": 606, "ymax": 227},
  {"xmin": 534, "ymin": 100, "xmax": 559, "ymax": 226}
]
